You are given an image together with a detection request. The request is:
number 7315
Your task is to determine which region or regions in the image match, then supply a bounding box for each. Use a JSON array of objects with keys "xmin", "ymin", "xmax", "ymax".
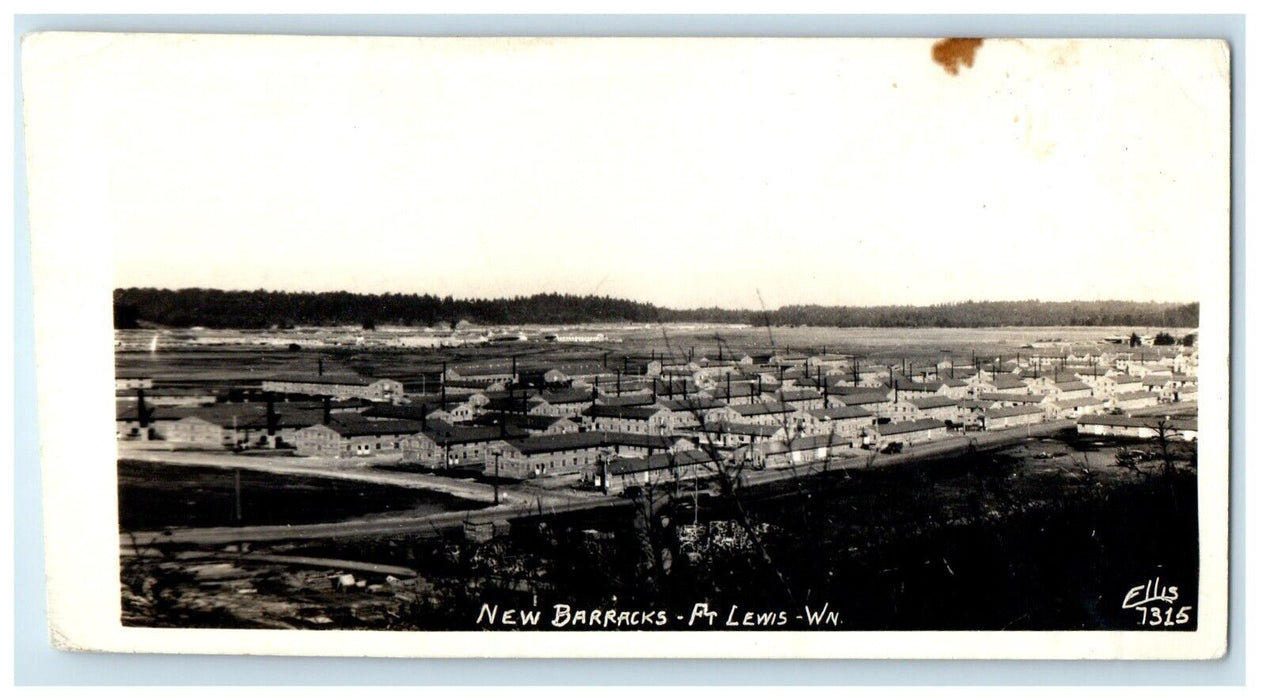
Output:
[{"xmin": 1135, "ymin": 605, "xmax": 1192, "ymax": 626}]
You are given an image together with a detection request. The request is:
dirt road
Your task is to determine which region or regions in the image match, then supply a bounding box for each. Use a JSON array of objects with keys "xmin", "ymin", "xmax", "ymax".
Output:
[{"xmin": 121, "ymin": 419, "xmax": 1074, "ymax": 547}]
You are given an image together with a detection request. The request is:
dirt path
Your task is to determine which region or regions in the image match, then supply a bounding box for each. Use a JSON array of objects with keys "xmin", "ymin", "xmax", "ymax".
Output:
[
  {"xmin": 120, "ymin": 445, "xmax": 518, "ymax": 504},
  {"xmin": 122, "ymin": 495, "xmax": 627, "ymax": 546},
  {"xmin": 120, "ymin": 421, "xmax": 1073, "ymax": 547}
]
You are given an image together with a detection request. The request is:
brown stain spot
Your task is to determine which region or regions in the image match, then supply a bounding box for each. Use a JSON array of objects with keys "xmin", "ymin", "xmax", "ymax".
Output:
[{"xmin": 932, "ymin": 38, "xmax": 984, "ymax": 76}]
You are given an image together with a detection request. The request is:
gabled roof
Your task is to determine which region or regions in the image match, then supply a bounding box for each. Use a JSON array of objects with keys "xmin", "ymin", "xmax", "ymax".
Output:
[
  {"xmin": 468, "ymin": 413, "xmax": 577, "ymax": 432},
  {"xmin": 363, "ymin": 402, "xmax": 465, "ymax": 420},
  {"xmin": 1077, "ymin": 415, "xmax": 1197, "ymax": 431},
  {"xmin": 505, "ymin": 431, "xmax": 686, "ymax": 456},
  {"xmin": 729, "ymin": 402, "xmax": 796, "ymax": 417},
  {"xmin": 957, "ymin": 399, "xmax": 998, "ymax": 411},
  {"xmin": 710, "ymin": 379, "xmax": 779, "ymax": 396},
  {"xmin": 594, "ymin": 392, "xmax": 657, "ymax": 407},
  {"xmin": 830, "ymin": 392, "xmax": 892, "ymax": 407},
  {"xmin": 582, "ymin": 404, "xmax": 665, "ymax": 420},
  {"xmin": 264, "ymin": 373, "xmax": 385, "ymax": 387},
  {"xmin": 985, "ymin": 375, "xmax": 1027, "ymax": 390},
  {"xmin": 805, "ymin": 406, "xmax": 874, "ymax": 420},
  {"xmin": 1053, "ymin": 397, "xmax": 1105, "ymax": 409},
  {"xmin": 239, "ymin": 409, "xmax": 326, "ymax": 430},
  {"xmin": 607, "ymin": 449, "xmax": 719, "ymax": 476},
  {"xmin": 539, "ymin": 388, "xmax": 595, "ymax": 405},
  {"xmin": 984, "ymin": 405, "xmax": 1045, "ymax": 419},
  {"xmin": 658, "ymin": 397, "xmax": 726, "ymax": 412},
  {"xmin": 788, "ymin": 433, "xmax": 856, "ymax": 451},
  {"xmin": 874, "ymin": 418, "xmax": 946, "ymax": 436},
  {"xmin": 159, "ymin": 404, "xmax": 268, "ymax": 427},
  {"xmin": 769, "ymin": 388, "xmax": 822, "ymax": 402},
  {"xmin": 825, "ymin": 385, "xmax": 890, "ymax": 396},
  {"xmin": 910, "ymin": 396, "xmax": 958, "ymax": 410},
  {"xmin": 979, "ymin": 392, "xmax": 1045, "ymax": 404},
  {"xmin": 892, "ymin": 378, "xmax": 944, "ymax": 392},
  {"xmin": 312, "ymin": 415, "xmax": 422, "ymax": 437},
  {"xmin": 700, "ymin": 422, "xmax": 785, "ymax": 437},
  {"xmin": 422, "ymin": 424, "xmax": 530, "ymax": 446},
  {"xmin": 484, "ymin": 395, "xmax": 546, "ymax": 413}
]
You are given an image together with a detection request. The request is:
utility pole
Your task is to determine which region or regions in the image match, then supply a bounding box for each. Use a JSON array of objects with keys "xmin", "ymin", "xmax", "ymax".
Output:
[
  {"xmin": 492, "ymin": 448, "xmax": 502, "ymax": 505},
  {"xmin": 234, "ymin": 467, "xmax": 242, "ymax": 524}
]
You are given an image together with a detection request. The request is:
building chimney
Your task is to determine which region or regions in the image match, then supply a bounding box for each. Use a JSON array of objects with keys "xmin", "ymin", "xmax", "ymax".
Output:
[
  {"xmin": 266, "ymin": 393, "xmax": 277, "ymax": 437},
  {"xmin": 318, "ymin": 357, "xmax": 324, "ymax": 377},
  {"xmin": 136, "ymin": 388, "xmax": 149, "ymax": 429},
  {"xmin": 322, "ymin": 396, "xmax": 331, "ymax": 425}
]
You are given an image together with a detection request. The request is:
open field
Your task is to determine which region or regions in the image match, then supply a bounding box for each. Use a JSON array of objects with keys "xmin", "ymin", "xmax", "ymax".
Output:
[
  {"xmin": 116, "ymin": 324, "xmax": 1187, "ymax": 392},
  {"xmin": 118, "ymin": 460, "xmax": 486, "ymax": 531}
]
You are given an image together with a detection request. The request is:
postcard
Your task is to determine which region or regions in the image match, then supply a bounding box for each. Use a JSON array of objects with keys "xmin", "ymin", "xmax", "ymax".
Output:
[{"xmin": 21, "ymin": 33, "xmax": 1230, "ymax": 658}]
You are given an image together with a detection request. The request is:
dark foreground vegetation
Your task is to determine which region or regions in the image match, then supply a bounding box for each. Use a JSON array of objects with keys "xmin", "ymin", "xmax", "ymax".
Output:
[
  {"xmin": 114, "ymin": 287, "xmax": 1198, "ymax": 330},
  {"xmin": 121, "ymin": 434, "xmax": 1198, "ymax": 631},
  {"xmin": 117, "ymin": 461, "xmax": 483, "ymax": 530}
]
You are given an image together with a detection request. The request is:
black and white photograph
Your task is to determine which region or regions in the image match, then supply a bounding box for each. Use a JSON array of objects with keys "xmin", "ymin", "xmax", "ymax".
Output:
[{"xmin": 21, "ymin": 33, "xmax": 1231, "ymax": 659}]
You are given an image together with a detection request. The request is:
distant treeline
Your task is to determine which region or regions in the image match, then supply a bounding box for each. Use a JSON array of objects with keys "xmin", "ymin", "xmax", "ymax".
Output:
[
  {"xmin": 113, "ymin": 288, "xmax": 1199, "ymax": 330},
  {"xmin": 758, "ymin": 300, "xmax": 1199, "ymax": 329}
]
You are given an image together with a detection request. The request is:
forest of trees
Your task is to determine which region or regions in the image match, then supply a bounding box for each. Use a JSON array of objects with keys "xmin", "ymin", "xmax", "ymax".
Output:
[
  {"xmin": 113, "ymin": 288, "xmax": 1199, "ymax": 330},
  {"xmin": 758, "ymin": 299, "xmax": 1200, "ymax": 329}
]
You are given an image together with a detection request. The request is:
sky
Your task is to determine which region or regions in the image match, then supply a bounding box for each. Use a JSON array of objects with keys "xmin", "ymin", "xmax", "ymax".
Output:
[{"xmin": 27, "ymin": 35, "xmax": 1228, "ymax": 309}]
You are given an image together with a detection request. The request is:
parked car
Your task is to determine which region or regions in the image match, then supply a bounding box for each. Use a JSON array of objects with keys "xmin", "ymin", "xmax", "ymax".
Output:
[{"xmin": 880, "ymin": 442, "xmax": 904, "ymax": 454}]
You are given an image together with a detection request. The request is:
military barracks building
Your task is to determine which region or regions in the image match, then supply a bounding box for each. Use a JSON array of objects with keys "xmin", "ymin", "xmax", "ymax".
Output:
[
  {"xmin": 293, "ymin": 415, "xmax": 423, "ymax": 458},
  {"xmin": 491, "ymin": 431, "xmax": 695, "ymax": 479},
  {"xmin": 262, "ymin": 373, "xmax": 405, "ymax": 403}
]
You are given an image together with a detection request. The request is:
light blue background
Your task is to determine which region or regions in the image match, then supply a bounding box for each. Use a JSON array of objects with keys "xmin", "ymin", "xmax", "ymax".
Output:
[{"xmin": 13, "ymin": 14, "xmax": 1246, "ymax": 685}]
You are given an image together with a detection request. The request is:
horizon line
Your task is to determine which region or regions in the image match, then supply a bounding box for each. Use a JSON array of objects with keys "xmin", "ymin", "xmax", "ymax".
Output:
[{"xmin": 113, "ymin": 286, "xmax": 1201, "ymax": 312}]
